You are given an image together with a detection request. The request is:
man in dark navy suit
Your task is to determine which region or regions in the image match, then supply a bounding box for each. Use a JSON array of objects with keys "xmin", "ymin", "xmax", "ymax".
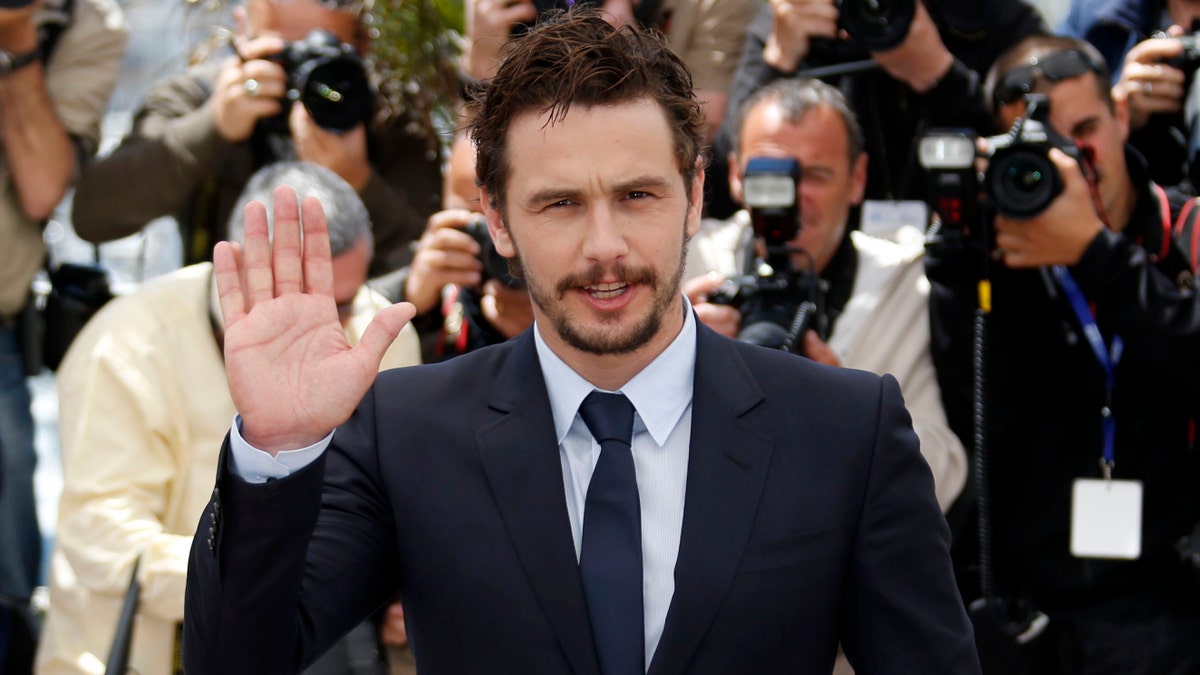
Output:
[{"xmin": 183, "ymin": 9, "xmax": 980, "ymax": 674}]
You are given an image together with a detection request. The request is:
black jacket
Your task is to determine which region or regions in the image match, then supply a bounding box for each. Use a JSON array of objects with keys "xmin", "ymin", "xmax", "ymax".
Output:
[{"xmin": 927, "ymin": 147, "xmax": 1200, "ymax": 611}]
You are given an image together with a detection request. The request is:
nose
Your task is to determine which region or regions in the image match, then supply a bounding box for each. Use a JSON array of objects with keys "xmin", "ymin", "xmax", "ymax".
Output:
[{"xmin": 580, "ymin": 204, "xmax": 629, "ymax": 263}]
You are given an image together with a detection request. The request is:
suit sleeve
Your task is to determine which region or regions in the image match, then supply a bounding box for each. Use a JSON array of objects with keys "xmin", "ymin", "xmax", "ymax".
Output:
[
  {"xmin": 839, "ymin": 375, "xmax": 981, "ymax": 674},
  {"xmin": 184, "ymin": 386, "xmax": 402, "ymax": 674}
]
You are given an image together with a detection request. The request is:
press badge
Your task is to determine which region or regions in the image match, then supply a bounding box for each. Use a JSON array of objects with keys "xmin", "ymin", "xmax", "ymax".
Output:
[
  {"xmin": 1070, "ymin": 478, "xmax": 1142, "ymax": 559},
  {"xmin": 859, "ymin": 200, "xmax": 929, "ymax": 242}
]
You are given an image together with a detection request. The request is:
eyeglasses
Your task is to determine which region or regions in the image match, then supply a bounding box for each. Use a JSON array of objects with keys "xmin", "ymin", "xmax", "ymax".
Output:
[{"xmin": 993, "ymin": 49, "xmax": 1106, "ymax": 108}]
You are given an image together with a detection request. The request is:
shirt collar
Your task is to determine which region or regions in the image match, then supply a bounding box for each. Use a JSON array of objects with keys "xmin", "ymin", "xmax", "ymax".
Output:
[{"xmin": 534, "ymin": 295, "xmax": 697, "ymax": 446}]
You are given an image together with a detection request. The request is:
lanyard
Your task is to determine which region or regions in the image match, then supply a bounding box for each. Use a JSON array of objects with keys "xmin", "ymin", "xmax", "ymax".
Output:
[{"xmin": 1051, "ymin": 266, "xmax": 1123, "ymax": 475}]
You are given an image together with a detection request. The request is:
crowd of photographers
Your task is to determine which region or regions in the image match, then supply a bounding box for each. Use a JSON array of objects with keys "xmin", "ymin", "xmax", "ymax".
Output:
[{"xmin": 6, "ymin": 0, "xmax": 1200, "ymax": 672}]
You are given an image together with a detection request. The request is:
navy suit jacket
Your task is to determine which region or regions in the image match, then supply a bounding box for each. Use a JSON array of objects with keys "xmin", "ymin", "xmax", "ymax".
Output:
[{"xmin": 184, "ymin": 322, "xmax": 980, "ymax": 674}]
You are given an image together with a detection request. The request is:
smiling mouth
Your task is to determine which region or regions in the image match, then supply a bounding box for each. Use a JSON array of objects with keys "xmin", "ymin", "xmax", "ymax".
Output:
[{"xmin": 585, "ymin": 282, "xmax": 630, "ymax": 299}]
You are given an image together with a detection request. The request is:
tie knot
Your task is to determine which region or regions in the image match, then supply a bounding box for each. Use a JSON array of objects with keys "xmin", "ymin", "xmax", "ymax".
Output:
[{"xmin": 578, "ymin": 391, "xmax": 635, "ymax": 447}]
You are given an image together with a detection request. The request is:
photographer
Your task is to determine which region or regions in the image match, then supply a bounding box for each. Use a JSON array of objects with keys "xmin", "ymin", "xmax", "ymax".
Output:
[
  {"xmin": 685, "ymin": 78, "xmax": 966, "ymax": 513},
  {"xmin": 1061, "ymin": 0, "xmax": 1200, "ymax": 188},
  {"xmin": 707, "ymin": 0, "xmax": 1046, "ymax": 219},
  {"xmin": 0, "ymin": 0, "xmax": 125, "ymax": 669},
  {"xmin": 926, "ymin": 34, "xmax": 1200, "ymax": 672},
  {"xmin": 372, "ymin": 200, "xmax": 534, "ymax": 362},
  {"xmin": 69, "ymin": 0, "xmax": 441, "ymax": 276}
]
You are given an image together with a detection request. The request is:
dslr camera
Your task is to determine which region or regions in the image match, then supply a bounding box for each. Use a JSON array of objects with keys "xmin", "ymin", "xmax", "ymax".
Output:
[
  {"xmin": 264, "ymin": 29, "xmax": 374, "ymax": 133},
  {"xmin": 463, "ymin": 217, "xmax": 525, "ymax": 289},
  {"xmin": 709, "ymin": 157, "xmax": 826, "ymax": 354},
  {"xmin": 919, "ymin": 94, "xmax": 1091, "ymax": 230}
]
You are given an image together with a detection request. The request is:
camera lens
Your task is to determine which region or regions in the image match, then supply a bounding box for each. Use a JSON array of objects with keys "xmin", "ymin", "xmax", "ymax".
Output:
[
  {"xmin": 297, "ymin": 59, "xmax": 372, "ymax": 132},
  {"xmin": 986, "ymin": 147, "xmax": 1063, "ymax": 219},
  {"xmin": 838, "ymin": 0, "xmax": 915, "ymax": 51}
]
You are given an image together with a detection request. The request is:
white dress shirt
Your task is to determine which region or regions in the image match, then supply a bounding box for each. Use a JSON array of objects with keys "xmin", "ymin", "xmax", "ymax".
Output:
[
  {"xmin": 534, "ymin": 301, "xmax": 695, "ymax": 669},
  {"xmin": 229, "ymin": 297, "xmax": 698, "ymax": 669}
]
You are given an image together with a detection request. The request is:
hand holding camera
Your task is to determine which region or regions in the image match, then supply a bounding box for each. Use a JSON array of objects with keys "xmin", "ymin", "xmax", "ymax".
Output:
[
  {"xmin": 763, "ymin": 0, "xmax": 840, "ymax": 72},
  {"xmin": 213, "ymin": 35, "xmax": 289, "ymax": 142},
  {"xmin": 405, "ymin": 209, "xmax": 485, "ymax": 315},
  {"xmin": 463, "ymin": 0, "xmax": 537, "ymax": 81},
  {"xmin": 1116, "ymin": 32, "xmax": 1187, "ymax": 130},
  {"xmin": 215, "ymin": 30, "xmax": 373, "ymax": 143},
  {"xmin": 991, "ymin": 146, "xmax": 1105, "ymax": 268}
]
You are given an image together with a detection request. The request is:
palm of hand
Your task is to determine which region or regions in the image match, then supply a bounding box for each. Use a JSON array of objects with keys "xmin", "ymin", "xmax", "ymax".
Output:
[
  {"xmin": 225, "ymin": 292, "xmax": 379, "ymax": 451},
  {"xmin": 218, "ymin": 187, "xmax": 414, "ymax": 453}
]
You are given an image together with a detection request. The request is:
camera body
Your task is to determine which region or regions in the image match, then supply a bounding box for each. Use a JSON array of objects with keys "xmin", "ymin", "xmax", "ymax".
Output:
[
  {"xmin": 837, "ymin": 0, "xmax": 915, "ymax": 52},
  {"xmin": 920, "ymin": 95, "xmax": 1089, "ymax": 229},
  {"xmin": 463, "ymin": 217, "xmax": 525, "ymax": 289},
  {"xmin": 710, "ymin": 157, "xmax": 826, "ymax": 353},
  {"xmin": 264, "ymin": 30, "xmax": 374, "ymax": 133}
]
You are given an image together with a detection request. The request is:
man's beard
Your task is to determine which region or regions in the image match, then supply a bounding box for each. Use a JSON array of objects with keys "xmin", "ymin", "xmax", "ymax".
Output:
[{"xmin": 510, "ymin": 237, "xmax": 688, "ymax": 356}]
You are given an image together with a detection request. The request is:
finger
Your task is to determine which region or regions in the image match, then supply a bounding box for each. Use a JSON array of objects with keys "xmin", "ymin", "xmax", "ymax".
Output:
[
  {"xmin": 214, "ymin": 241, "xmax": 246, "ymax": 324},
  {"xmin": 236, "ymin": 35, "xmax": 288, "ymax": 61},
  {"xmin": 242, "ymin": 199, "xmax": 275, "ymax": 308},
  {"xmin": 424, "ymin": 208, "xmax": 478, "ymax": 234},
  {"xmin": 426, "ymin": 247, "xmax": 484, "ymax": 272},
  {"xmin": 1127, "ymin": 36, "xmax": 1184, "ymax": 63},
  {"xmin": 355, "ymin": 302, "xmax": 417, "ymax": 365},
  {"xmin": 300, "ymin": 196, "xmax": 335, "ymax": 297},
  {"xmin": 681, "ymin": 271, "xmax": 726, "ymax": 301},
  {"xmin": 428, "ymin": 228, "xmax": 483, "ymax": 256},
  {"xmin": 272, "ymin": 190, "xmax": 304, "ymax": 296}
]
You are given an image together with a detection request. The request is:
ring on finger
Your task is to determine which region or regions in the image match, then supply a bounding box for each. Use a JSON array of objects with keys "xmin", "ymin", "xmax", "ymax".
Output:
[
  {"xmin": 243, "ymin": 78, "xmax": 261, "ymax": 97},
  {"xmin": 1142, "ymin": 80, "xmax": 1153, "ymax": 95}
]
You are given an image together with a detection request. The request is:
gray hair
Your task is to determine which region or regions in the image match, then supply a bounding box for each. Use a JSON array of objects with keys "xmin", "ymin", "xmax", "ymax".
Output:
[
  {"xmin": 227, "ymin": 161, "xmax": 373, "ymax": 258},
  {"xmin": 732, "ymin": 78, "xmax": 866, "ymax": 162}
]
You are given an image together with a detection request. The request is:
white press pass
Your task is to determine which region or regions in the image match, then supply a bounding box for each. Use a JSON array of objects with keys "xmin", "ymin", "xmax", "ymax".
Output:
[{"xmin": 1070, "ymin": 478, "xmax": 1143, "ymax": 560}]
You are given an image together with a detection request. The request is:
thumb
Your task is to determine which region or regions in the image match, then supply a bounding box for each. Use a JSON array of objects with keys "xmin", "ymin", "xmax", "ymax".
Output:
[{"xmin": 355, "ymin": 302, "xmax": 417, "ymax": 364}]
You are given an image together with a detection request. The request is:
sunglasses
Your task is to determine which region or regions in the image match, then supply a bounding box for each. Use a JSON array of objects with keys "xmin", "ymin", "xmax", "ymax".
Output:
[{"xmin": 993, "ymin": 49, "xmax": 1106, "ymax": 108}]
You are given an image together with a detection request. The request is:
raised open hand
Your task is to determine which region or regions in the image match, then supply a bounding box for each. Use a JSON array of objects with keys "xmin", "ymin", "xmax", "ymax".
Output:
[{"xmin": 216, "ymin": 187, "xmax": 415, "ymax": 454}]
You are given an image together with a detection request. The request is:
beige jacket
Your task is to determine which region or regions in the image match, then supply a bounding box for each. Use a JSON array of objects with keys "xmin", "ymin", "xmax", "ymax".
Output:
[{"xmin": 36, "ymin": 263, "xmax": 420, "ymax": 675}]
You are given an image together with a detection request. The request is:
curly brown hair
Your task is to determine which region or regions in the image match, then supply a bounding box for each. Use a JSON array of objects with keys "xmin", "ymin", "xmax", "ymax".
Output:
[{"xmin": 466, "ymin": 9, "xmax": 706, "ymax": 213}]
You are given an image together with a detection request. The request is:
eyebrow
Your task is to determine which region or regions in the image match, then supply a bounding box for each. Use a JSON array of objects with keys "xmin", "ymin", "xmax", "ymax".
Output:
[
  {"xmin": 522, "ymin": 175, "xmax": 674, "ymax": 209},
  {"xmin": 1069, "ymin": 116, "xmax": 1100, "ymax": 137}
]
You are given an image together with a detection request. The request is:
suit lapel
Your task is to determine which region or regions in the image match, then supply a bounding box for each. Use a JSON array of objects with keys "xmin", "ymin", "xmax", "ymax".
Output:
[
  {"xmin": 648, "ymin": 326, "xmax": 774, "ymax": 675},
  {"xmin": 477, "ymin": 332, "xmax": 600, "ymax": 675}
]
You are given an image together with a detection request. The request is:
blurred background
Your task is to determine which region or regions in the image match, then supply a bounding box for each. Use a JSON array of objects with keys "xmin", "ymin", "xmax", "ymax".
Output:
[{"xmin": 29, "ymin": 0, "xmax": 1072, "ymax": 602}]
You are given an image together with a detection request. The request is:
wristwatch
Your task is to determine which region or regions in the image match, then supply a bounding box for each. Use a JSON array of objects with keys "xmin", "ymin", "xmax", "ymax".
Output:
[{"xmin": 0, "ymin": 46, "xmax": 39, "ymax": 75}]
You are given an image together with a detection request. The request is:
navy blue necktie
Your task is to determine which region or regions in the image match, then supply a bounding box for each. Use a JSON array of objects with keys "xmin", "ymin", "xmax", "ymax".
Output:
[{"xmin": 578, "ymin": 391, "xmax": 644, "ymax": 675}]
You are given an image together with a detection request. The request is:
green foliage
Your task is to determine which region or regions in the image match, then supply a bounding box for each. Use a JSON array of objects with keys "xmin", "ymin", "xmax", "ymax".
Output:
[{"xmin": 364, "ymin": 0, "xmax": 465, "ymax": 154}]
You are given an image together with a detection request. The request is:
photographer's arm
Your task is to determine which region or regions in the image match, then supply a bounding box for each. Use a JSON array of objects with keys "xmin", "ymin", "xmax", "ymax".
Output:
[
  {"xmin": 0, "ymin": 8, "xmax": 74, "ymax": 221},
  {"xmin": 71, "ymin": 39, "xmax": 287, "ymax": 244}
]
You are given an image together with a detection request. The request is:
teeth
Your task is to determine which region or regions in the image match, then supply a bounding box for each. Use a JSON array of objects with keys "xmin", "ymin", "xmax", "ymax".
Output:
[{"xmin": 587, "ymin": 282, "xmax": 627, "ymax": 299}]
